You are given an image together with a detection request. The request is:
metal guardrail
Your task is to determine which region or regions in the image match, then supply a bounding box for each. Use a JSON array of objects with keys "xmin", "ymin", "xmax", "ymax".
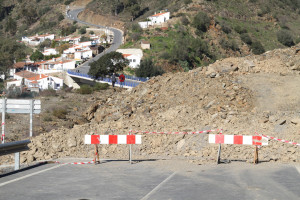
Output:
[
  {"xmin": 0, "ymin": 140, "xmax": 31, "ymax": 170},
  {"xmin": 67, "ymin": 70, "xmax": 144, "ymax": 88},
  {"xmin": 0, "ymin": 140, "xmax": 31, "ymax": 156}
]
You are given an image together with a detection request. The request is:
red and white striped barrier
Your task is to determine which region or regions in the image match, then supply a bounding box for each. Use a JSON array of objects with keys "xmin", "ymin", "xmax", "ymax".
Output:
[
  {"xmin": 256, "ymin": 133, "xmax": 300, "ymax": 147},
  {"xmin": 209, "ymin": 134, "xmax": 268, "ymax": 145},
  {"xmin": 129, "ymin": 129, "xmax": 222, "ymax": 135},
  {"xmin": 54, "ymin": 161, "xmax": 94, "ymax": 165},
  {"xmin": 85, "ymin": 135, "xmax": 142, "ymax": 144}
]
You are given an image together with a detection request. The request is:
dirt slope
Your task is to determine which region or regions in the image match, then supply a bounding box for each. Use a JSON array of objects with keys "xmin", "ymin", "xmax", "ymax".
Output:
[{"xmin": 1, "ymin": 44, "xmax": 300, "ymax": 166}]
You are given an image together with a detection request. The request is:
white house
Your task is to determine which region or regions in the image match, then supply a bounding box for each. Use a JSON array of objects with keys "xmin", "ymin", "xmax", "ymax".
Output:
[
  {"xmin": 36, "ymin": 34, "xmax": 55, "ymax": 42},
  {"xmin": 22, "ymin": 34, "xmax": 55, "ymax": 46},
  {"xmin": 138, "ymin": 21, "xmax": 153, "ymax": 29},
  {"xmin": 123, "ymin": 54, "xmax": 141, "ymax": 68},
  {"xmin": 39, "ymin": 59, "xmax": 76, "ymax": 73},
  {"xmin": 139, "ymin": 11, "xmax": 170, "ymax": 28},
  {"xmin": 11, "ymin": 70, "xmax": 63, "ymax": 90},
  {"xmin": 6, "ymin": 79, "xmax": 22, "ymax": 89},
  {"xmin": 77, "ymin": 41, "xmax": 92, "ymax": 48},
  {"xmin": 116, "ymin": 49, "xmax": 143, "ymax": 68},
  {"xmin": 43, "ymin": 48, "xmax": 58, "ymax": 56},
  {"xmin": 74, "ymin": 49, "xmax": 93, "ymax": 60},
  {"xmin": 148, "ymin": 12, "xmax": 170, "ymax": 24},
  {"xmin": 69, "ymin": 36, "xmax": 81, "ymax": 45}
]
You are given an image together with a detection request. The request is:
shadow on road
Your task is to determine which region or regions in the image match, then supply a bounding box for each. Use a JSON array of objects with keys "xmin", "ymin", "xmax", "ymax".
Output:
[{"xmin": 0, "ymin": 161, "xmax": 48, "ymax": 178}]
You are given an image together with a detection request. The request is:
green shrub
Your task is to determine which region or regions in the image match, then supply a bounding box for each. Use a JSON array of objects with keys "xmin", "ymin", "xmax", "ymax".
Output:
[
  {"xmin": 43, "ymin": 115, "xmax": 53, "ymax": 122},
  {"xmin": 79, "ymin": 27, "xmax": 87, "ymax": 34},
  {"xmin": 221, "ymin": 23, "xmax": 231, "ymax": 34},
  {"xmin": 295, "ymin": 37, "xmax": 300, "ymax": 44},
  {"xmin": 77, "ymin": 84, "xmax": 93, "ymax": 94},
  {"xmin": 181, "ymin": 16, "xmax": 189, "ymax": 25},
  {"xmin": 58, "ymin": 14, "xmax": 64, "ymax": 21},
  {"xmin": 184, "ymin": 0, "xmax": 192, "ymax": 5},
  {"xmin": 129, "ymin": 32, "xmax": 141, "ymax": 41},
  {"xmin": 93, "ymin": 83, "xmax": 109, "ymax": 91},
  {"xmin": 277, "ymin": 30, "xmax": 294, "ymax": 47},
  {"xmin": 64, "ymin": 0, "xmax": 75, "ymax": 5},
  {"xmin": 160, "ymin": 52, "xmax": 171, "ymax": 59},
  {"xmin": 251, "ymin": 41, "xmax": 265, "ymax": 55},
  {"xmin": 52, "ymin": 108, "xmax": 68, "ymax": 119},
  {"xmin": 220, "ymin": 38, "xmax": 239, "ymax": 51},
  {"xmin": 131, "ymin": 23, "xmax": 143, "ymax": 33},
  {"xmin": 135, "ymin": 58, "xmax": 164, "ymax": 78},
  {"xmin": 234, "ymin": 25, "xmax": 247, "ymax": 34},
  {"xmin": 240, "ymin": 33, "xmax": 252, "ymax": 45},
  {"xmin": 192, "ymin": 11, "xmax": 210, "ymax": 33}
]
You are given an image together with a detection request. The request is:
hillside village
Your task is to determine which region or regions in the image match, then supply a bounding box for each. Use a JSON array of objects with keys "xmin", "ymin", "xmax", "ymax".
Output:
[{"xmin": 3, "ymin": 8, "xmax": 173, "ymax": 93}]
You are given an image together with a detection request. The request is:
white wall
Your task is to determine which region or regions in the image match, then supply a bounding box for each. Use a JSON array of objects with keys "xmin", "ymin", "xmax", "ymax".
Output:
[{"xmin": 127, "ymin": 55, "xmax": 141, "ymax": 68}]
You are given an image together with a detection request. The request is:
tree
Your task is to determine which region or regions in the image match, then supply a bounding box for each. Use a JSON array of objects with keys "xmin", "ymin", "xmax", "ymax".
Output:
[
  {"xmin": 135, "ymin": 58, "xmax": 164, "ymax": 78},
  {"xmin": 56, "ymin": 43, "xmax": 70, "ymax": 54},
  {"xmin": 79, "ymin": 27, "xmax": 86, "ymax": 34},
  {"xmin": 5, "ymin": 17, "xmax": 17, "ymax": 35},
  {"xmin": 30, "ymin": 50, "xmax": 44, "ymax": 61},
  {"xmin": 88, "ymin": 52, "xmax": 129, "ymax": 79}
]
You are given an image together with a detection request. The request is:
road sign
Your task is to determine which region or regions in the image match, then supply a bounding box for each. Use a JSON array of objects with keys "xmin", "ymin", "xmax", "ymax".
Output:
[
  {"xmin": 0, "ymin": 99, "xmax": 41, "ymax": 114},
  {"xmin": 1, "ymin": 99, "xmax": 41, "ymax": 143}
]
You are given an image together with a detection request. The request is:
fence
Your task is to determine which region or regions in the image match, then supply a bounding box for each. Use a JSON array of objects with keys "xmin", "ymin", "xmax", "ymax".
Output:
[{"xmin": 67, "ymin": 70, "xmax": 146, "ymax": 88}]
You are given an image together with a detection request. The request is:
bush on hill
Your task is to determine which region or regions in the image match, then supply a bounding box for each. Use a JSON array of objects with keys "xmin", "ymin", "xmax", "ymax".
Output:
[
  {"xmin": 251, "ymin": 41, "xmax": 265, "ymax": 55},
  {"xmin": 277, "ymin": 29, "xmax": 295, "ymax": 47},
  {"xmin": 135, "ymin": 58, "xmax": 164, "ymax": 78},
  {"xmin": 192, "ymin": 11, "xmax": 210, "ymax": 33}
]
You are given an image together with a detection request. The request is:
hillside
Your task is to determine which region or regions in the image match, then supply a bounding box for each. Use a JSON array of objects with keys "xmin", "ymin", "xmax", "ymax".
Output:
[
  {"xmin": 81, "ymin": 0, "xmax": 300, "ymax": 72},
  {"xmin": 1, "ymin": 43, "xmax": 299, "ymax": 166}
]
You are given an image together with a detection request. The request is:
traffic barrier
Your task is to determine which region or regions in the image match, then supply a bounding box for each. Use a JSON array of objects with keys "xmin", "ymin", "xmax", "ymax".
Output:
[
  {"xmin": 255, "ymin": 132, "xmax": 300, "ymax": 146},
  {"xmin": 209, "ymin": 134, "xmax": 268, "ymax": 145},
  {"xmin": 54, "ymin": 161, "xmax": 94, "ymax": 165},
  {"xmin": 85, "ymin": 134, "xmax": 142, "ymax": 164},
  {"xmin": 84, "ymin": 135, "xmax": 142, "ymax": 144},
  {"xmin": 129, "ymin": 129, "xmax": 222, "ymax": 135},
  {"xmin": 209, "ymin": 134, "xmax": 268, "ymax": 164}
]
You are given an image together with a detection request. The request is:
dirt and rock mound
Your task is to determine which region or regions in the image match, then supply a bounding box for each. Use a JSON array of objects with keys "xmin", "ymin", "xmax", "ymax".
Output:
[{"xmin": 2, "ymin": 44, "xmax": 300, "ymax": 166}]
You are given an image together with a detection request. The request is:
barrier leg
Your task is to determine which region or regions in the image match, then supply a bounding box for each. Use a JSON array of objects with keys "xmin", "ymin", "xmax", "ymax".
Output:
[
  {"xmin": 129, "ymin": 144, "xmax": 132, "ymax": 164},
  {"xmin": 217, "ymin": 144, "xmax": 221, "ymax": 164},
  {"xmin": 254, "ymin": 146, "xmax": 258, "ymax": 164},
  {"xmin": 15, "ymin": 152, "xmax": 20, "ymax": 170},
  {"xmin": 128, "ymin": 131, "xmax": 132, "ymax": 164}
]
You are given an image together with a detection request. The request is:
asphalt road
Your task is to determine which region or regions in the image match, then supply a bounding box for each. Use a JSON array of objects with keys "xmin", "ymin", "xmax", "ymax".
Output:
[
  {"xmin": 1, "ymin": 159, "xmax": 299, "ymax": 200},
  {"xmin": 66, "ymin": 8, "xmax": 123, "ymax": 74}
]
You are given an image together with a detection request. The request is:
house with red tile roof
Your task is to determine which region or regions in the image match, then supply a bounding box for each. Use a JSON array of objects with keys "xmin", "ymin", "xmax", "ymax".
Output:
[
  {"xmin": 139, "ymin": 11, "xmax": 170, "ymax": 28},
  {"xmin": 10, "ymin": 70, "xmax": 63, "ymax": 91},
  {"xmin": 21, "ymin": 34, "xmax": 55, "ymax": 46},
  {"xmin": 116, "ymin": 49, "xmax": 143, "ymax": 68}
]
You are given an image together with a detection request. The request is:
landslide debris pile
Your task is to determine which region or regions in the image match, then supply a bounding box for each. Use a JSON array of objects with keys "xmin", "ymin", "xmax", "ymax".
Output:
[{"xmin": 2, "ymin": 45, "xmax": 300, "ymax": 165}]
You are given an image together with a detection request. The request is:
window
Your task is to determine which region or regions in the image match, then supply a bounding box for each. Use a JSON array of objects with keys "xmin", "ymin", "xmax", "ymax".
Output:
[{"xmin": 133, "ymin": 59, "xmax": 136, "ymax": 62}]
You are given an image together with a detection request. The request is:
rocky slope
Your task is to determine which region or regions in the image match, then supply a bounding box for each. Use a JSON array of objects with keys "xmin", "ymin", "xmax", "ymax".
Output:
[{"xmin": 1, "ymin": 44, "xmax": 300, "ymax": 166}]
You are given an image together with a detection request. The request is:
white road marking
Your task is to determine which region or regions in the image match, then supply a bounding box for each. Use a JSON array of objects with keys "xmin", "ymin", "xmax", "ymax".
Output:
[
  {"xmin": 140, "ymin": 171, "xmax": 177, "ymax": 200},
  {"xmin": 295, "ymin": 165, "xmax": 300, "ymax": 175},
  {"xmin": 0, "ymin": 164, "xmax": 66, "ymax": 187}
]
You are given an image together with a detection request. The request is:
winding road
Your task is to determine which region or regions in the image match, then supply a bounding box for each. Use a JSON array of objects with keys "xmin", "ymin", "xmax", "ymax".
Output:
[{"xmin": 66, "ymin": 8, "xmax": 123, "ymax": 74}]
